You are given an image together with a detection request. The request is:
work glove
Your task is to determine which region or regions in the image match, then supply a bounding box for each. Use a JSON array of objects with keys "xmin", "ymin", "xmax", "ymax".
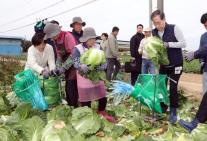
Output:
[
  {"xmin": 185, "ymin": 51, "xmax": 194, "ymax": 62},
  {"xmin": 163, "ymin": 42, "xmax": 169, "ymax": 48},
  {"xmin": 42, "ymin": 69, "xmax": 50, "ymax": 79},
  {"xmin": 96, "ymin": 63, "xmax": 107, "ymax": 71},
  {"xmin": 80, "ymin": 64, "xmax": 90, "ymax": 74},
  {"xmin": 52, "ymin": 67, "xmax": 65, "ymax": 76}
]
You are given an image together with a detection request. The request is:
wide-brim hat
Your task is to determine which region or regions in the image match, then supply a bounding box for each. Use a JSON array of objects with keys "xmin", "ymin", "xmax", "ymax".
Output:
[
  {"xmin": 79, "ymin": 27, "xmax": 97, "ymax": 43},
  {"xmin": 70, "ymin": 17, "xmax": 86, "ymax": 28},
  {"xmin": 43, "ymin": 23, "xmax": 61, "ymax": 40}
]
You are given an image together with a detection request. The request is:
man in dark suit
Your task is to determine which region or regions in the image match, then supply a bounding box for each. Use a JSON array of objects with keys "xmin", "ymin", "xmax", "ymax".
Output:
[{"xmin": 130, "ymin": 24, "xmax": 145, "ymax": 85}]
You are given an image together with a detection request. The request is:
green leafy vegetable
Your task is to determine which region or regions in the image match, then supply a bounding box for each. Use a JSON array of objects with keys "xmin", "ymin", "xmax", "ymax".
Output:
[
  {"xmin": 0, "ymin": 97, "xmax": 9, "ymax": 115},
  {"xmin": 191, "ymin": 124, "xmax": 207, "ymax": 141},
  {"xmin": 40, "ymin": 77, "xmax": 61, "ymax": 106},
  {"xmin": 80, "ymin": 48, "xmax": 107, "ymax": 83},
  {"xmin": 144, "ymin": 37, "xmax": 169, "ymax": 67},
  {"xmin": 80, "ymin": 48, "xmax": 106, "ymax": 69},
  {"xmin": 71, "ymin": 107, "xmax": 101, "ymax": 135},
  {"xmin": 177, "ymin": 133, "xmax": 193, "ymax": 141},
  {"xmin": 41, "ymin": 120, "xmax": 79, "ymax": 141},
  {"xmin": 14, "ymin": 103, "xmax": 32, "ymax": 120},
  {"xmin": 28, "ymin": 109, "xmax": 47, "ymax": 123},
  {"xmin": 117, "ymin": 135, "xmax": 135, "ymax": 141},
  {"xmin": 0, "ymin": 86, "xmax": 204, "ymax": 141},
  {"xmin": 47, "ymin": 105, "xmax": 72, "ymax": 123},
  {"xmin": 0, "ymin": 93, "xmax": 13, "ymax": 115},
  {"xmin": 136, "ymin": 134, "xmax": 154, "ymax": 141},
  {"xmin": 0, "ymin": 125, "xmax": 18, "ymax": 141},
  {"xmin": 5, "ymin": 92, "xmax": 19, "ymax": 108},
  {"xmin": 111, "ymin": 125, "xmax": 126, "ymax": 138},
  {"xmin": 21, "ymin": 116, "xmax": 45, "ymax": 141},
  {"xmin": 82, "ymin": 70, "xmax": 106, "ymax": 83}
]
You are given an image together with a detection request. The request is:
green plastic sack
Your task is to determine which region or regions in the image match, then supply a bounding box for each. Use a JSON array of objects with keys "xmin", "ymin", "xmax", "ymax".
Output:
[
  {"xmin": 12, "ymin": 70, "xmax": 48, "ymax": 110},
  {"xmin": 131, "ymin": 74, "xmax": 169, "ymax": 113},
  {"xmin": 40, "ymin": 77, "xmax": 61, "ymax": 106},
  {"xmin": 14, "ymin": 69, "xmax": 38, "ymax": 90},
  {"xmin": 15, "ymin": 69, "xmax": 38, "ymax": 82}
]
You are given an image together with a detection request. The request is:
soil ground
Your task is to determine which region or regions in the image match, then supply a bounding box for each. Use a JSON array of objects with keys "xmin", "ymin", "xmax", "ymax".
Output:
[{"xmin": 179, "ymin": 73, "xmax": 203, "ymax": 101}]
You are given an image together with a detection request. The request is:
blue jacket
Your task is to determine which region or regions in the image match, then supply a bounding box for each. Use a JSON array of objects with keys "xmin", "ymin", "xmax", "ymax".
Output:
[{"xmin": 194, "ymin": 32, "xmax": 207, "ymax": 72}]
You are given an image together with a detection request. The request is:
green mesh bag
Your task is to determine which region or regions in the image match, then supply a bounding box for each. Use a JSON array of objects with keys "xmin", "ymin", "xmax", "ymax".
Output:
[
  {"xmin": 39, "ymin": 77, "xmax": 61, "ymax": 106},
  {"xmin": 12, "ymin": 70, "xmax": 48, "ymax": 111},
  {"xmin": 14, "ymin": 69, "xmax": 38, "ymax": 90},
  {"xmin": 131, "ymin": 74, "xmax": 169, "ymax": 113}
]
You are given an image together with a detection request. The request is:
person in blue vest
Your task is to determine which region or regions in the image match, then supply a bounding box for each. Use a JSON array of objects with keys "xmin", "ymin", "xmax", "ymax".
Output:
[
  {"xmin": 179, "ymin": 12, "xmax": 207, "ymax": 132},
  {"xmin": 151, "ymin": 10, "xmax": 186, "ymax": 124}
]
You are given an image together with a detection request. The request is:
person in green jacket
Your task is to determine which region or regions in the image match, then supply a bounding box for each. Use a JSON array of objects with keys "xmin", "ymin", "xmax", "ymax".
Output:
[{"xmin": 105, "ymin": 26, "xmax": 121, "ymax": 81}]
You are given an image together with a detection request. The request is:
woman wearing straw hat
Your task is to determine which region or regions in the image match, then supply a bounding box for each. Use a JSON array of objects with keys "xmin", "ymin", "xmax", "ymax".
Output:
[{"xmin": 72, "ymin": 27, "xmax": 116, "ymax": 123}]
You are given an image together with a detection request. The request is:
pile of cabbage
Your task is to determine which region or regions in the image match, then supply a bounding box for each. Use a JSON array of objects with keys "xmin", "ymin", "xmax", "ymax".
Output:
[
  {"xmin": 0, "ymin": 101, "xmax": 102, "ymax": 141},
  {"xmin": 80, "ymin": 48, "xmax": 107, "ymax": 83},
  {"xmin": 144, "ymin": 37, "xmax": 169, "ymax": 67},
  {"xmin": 1, "ymin": 90, "xmax": 207, "ymax": 141}
]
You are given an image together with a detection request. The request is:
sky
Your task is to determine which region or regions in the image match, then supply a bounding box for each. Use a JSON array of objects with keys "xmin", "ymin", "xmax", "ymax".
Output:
[{"xmin": 0, "ymin": 0, "xmax": 206, "ymax": 50}]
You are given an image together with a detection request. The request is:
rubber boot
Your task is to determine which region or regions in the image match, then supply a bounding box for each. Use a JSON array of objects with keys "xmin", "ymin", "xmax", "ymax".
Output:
[
  {"xmin": 169, "ymin": 108, "xmax": 177, "ymax": 124},
  {"xmin": 179, "ymin": 118, "xmax": 199, "ymax": 132}
]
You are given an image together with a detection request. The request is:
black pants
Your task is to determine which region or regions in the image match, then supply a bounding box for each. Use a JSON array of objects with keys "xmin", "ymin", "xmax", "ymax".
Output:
[
  {"xmin": 160, "ymin": 65, "xmax": 182, "ymax": 108},
  {"xmin": 196, "ymin": 91, "xmax": 207, "ymax": 123},
  {"xmin": 106, "ymin": 58, "xmax": 121, "ymax": 81},
  {"xmin": 81, "ymin": 97, "xmax": 107, "ymax": 111},
  {"xmin": 131, "ymin": 57, "xmax": 142, "ymax": 85},
  {"xmin": 65, "ymin": 79, "xmax": 79, "ymax": 107},
  {"xmin": 131, "ymin": 73, "xmax": 139, "ymax": 86}
]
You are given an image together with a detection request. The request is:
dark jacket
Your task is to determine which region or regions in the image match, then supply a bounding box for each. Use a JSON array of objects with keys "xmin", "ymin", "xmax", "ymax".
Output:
[
  {"xmin": 130, "ymin": 32, "xmax": 145, "ymax": 59},
  {"xmin": 71, "ymin": 29, "xmax": 83, "ymax": 44},
  {"xmin": 194, "ymin": 32, "xmax": 207, "ymax": 72},
  {"xmin": 152, "ymin": 24, "xmax": 183, "ymax": 66}
]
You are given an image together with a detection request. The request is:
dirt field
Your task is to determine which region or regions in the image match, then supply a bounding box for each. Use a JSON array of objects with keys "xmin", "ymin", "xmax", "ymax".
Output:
[{"xmin": 179, "ymin": 73, "xmax": 203, "ymax": 101}]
